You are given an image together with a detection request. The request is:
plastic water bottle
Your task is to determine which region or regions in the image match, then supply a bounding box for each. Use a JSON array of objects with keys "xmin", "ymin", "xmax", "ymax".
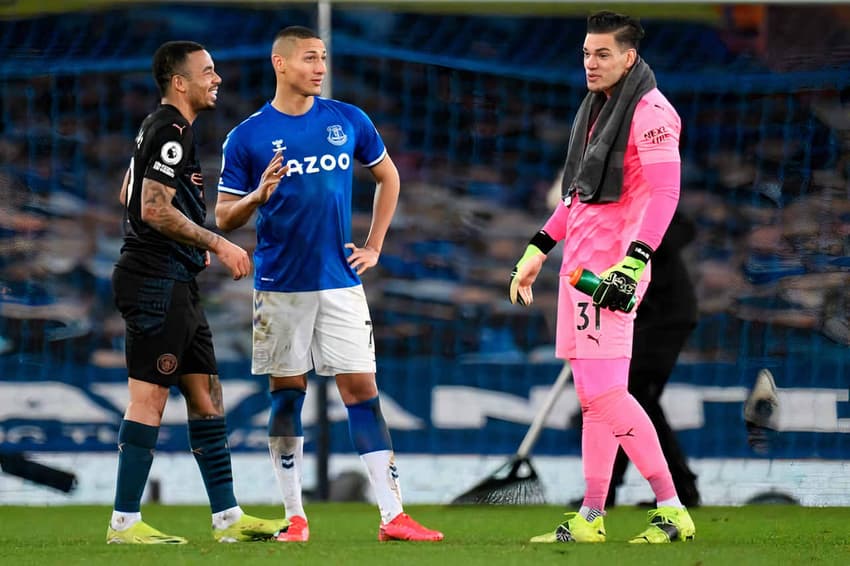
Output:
[{"xmin": 568, "ymin": 267, "xmax": 637, "ymax": 313}]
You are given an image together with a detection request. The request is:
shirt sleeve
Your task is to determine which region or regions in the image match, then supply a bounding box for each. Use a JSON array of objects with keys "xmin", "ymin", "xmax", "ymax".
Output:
[
  {"xmin": 637, "ymin": 162, "xmax": 680, "ymax": 250},
  {"xmin": 632, "ymin": 98, "xmax": 682, "ymax": 250},
  {"xmin": 351, "ymin": 105, "xmax": 387, "ymax": 167},
  {"xmin": 217, "ymin": 128, "xmax": 252, "ymax": 196},
  {"xmin": 632, "ymin": 99, "xmax": 681, "ymax": 167},
  {"xmin": 144, "ymin": 121, "xmax": 191, "ymax": 188},
  {"xmin": 541, "ymin": 200, "xmax": 570, "ymax": 243}
]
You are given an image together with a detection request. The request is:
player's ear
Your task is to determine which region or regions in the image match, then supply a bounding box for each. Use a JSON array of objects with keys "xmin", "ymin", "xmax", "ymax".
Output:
[
  {"xmin": 271, "ymin": 52, "xmax": 285, "ymax": 74},
  {"xmin": 171, "ymin": 73, "xmax": 187, "ymax": 94},
  {"xmin": 625, "ymin": 48, "xmax": 637, "ymax": 69}
]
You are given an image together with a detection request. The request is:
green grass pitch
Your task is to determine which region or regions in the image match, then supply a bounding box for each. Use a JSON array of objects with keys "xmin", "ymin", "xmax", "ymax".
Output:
[{"xmin": 2, "ymin": 503, "xmax": 850, "ymax": 565}]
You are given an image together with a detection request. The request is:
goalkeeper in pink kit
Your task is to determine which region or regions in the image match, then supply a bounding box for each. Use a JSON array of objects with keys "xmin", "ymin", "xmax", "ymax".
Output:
[{"xmin": 511, "ymin": 11, "xmax": 696, "ymax": 543}]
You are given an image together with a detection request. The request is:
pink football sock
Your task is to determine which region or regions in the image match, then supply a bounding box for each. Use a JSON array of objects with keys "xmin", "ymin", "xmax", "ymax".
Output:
[
  {"xmin": 580, "ymin": 402, "xmax": 619, "ymax": 510},
  {"xmin": 588, "ymin": 386, "xmax": 678, "ymax": 503},
  {"xmin": 571, "ymin": 358, "xmax": 628, "ymax": 511}
]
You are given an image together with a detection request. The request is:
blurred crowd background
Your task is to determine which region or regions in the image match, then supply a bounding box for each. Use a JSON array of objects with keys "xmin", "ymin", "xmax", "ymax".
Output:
[{"xmin": 2, "ymin": 2, "xmax": 850, "ymax": 463}]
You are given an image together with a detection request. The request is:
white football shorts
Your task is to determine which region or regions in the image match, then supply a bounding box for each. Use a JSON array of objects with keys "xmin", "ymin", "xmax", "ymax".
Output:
[{"xmin": 252, "ymin": 285, "xmax": 376, "ymax": 377}]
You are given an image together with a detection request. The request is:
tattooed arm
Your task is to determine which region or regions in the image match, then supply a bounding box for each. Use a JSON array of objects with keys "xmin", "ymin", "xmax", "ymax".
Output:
[
  {"xmin": 140, "ymin": 177, "xmax": 251, "ymax": 279},
  {"xmin": 141, "ymin": 177, "xmax": 220, "ymax": 248}
]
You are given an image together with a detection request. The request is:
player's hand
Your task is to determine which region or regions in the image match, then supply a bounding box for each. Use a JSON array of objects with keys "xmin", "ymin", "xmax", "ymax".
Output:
[
  {"xmin": 509, "ymin": 247, "xmax": 546, "ymax": 306},
  {"xmin": 252, "ymin": 150, "xmax": 288, "ymax": 206},
  {"xmin": 592, "ymin": 240, "xmax": 652, "ymax": 312},
  {"xmin": 212, "ymin": 237, "xmax": 251, "ymax": 280},
  {"xmin": 346, "ymin": 243, "xmax": 379, "ymax": 275},
  {"xmin": 509, "ymin": 230, "xmax": 557, "ymax": 306},
  {"xmin": 204, "ymin": 251, "xmax": 211, "ymax": 267}
]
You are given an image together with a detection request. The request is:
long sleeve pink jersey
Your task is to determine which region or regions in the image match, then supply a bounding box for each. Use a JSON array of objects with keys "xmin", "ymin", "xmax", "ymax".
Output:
[{"xmin": 543, "ymin": 87, "xmax": 682, "ymax": 281}]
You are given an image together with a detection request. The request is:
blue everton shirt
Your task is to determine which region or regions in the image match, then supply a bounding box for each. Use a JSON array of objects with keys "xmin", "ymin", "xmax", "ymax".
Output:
[{"xmin": 218, "ymin": 98, "xmax": 386, "ymax": 292}]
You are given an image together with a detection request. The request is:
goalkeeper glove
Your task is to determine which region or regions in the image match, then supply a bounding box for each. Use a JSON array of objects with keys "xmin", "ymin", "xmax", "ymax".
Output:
[
  {"xmin": 509, "ymin": 230, "xmax": 556, "ymax": 306},
  {"xmin": 591, "ymin": 240, "xmax": 653, "ymax": 313}
]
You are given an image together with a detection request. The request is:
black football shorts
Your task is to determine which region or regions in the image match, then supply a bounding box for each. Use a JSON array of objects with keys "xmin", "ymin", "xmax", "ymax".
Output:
[{"xmin": 112, "ymin": 267, "xmax": 217, "ymax": 386}]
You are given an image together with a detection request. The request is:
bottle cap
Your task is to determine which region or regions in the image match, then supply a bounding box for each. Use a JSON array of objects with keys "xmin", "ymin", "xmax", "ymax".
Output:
[{"xmin": 568, "ymin": 267, "xmax": 584, "ymax": 287}]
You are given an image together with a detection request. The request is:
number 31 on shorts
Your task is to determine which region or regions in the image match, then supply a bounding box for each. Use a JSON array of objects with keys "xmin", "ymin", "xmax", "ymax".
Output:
[{"xmin": 576, "ymin": 301, "xmax": 602, "ymax": 331}]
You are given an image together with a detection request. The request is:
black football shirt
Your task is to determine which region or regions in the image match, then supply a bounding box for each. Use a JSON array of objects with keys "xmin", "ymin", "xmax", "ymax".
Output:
[{"xmin": 117, "ymin": 104, "xmax": 207, "ymax": 280}]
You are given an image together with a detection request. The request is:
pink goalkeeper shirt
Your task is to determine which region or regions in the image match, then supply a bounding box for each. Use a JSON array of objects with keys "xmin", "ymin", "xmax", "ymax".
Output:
[{"xmin": 543, "ymin": 87, "xmax": 682, "ymax": 281}]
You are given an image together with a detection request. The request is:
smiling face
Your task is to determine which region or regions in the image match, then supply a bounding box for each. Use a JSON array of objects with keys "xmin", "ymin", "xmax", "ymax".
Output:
[
  {"xmin": 272, "ymin": 36, "xmax": 327, "ymax": 97},
  {"xmin": 583, "ymin": 32, "xmax": 636, "ymax": 95},
  {"xmin": 176, "ymin": 49, "xmax": 221, "ymax": 112}
]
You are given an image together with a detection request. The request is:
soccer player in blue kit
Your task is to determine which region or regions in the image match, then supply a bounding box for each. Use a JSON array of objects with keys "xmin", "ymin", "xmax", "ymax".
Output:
[{"xmin": 215, "ymin": 26, "xmax": 443, "ymax": 542}]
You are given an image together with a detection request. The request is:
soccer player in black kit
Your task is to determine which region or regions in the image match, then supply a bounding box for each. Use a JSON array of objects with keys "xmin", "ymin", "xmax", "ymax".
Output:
[{"xmin": 107, "ymin": 41, "xmax": 286, "ymax": 544}]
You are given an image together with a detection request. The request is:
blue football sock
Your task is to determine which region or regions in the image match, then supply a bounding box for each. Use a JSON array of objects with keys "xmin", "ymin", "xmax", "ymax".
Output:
[
  {"xmin": 188, "ymin": 417, "xmax": 238, "ymax": 514},
  {"xmin": 346, "ymin": 396, "xmax": 392, "ymax": 455},
  {"xmin": 114, "ymin": 419, "xmax": 159, "ymax": 513},
  {"xmin": 269, "ymin": 388, "xmax": 306, "ymax": 437}
]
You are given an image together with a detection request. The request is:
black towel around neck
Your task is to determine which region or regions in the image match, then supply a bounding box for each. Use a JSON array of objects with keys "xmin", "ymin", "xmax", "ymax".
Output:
[{"xmin": 560, "ymin": 57, "xmax": 657, "ymax": 204}]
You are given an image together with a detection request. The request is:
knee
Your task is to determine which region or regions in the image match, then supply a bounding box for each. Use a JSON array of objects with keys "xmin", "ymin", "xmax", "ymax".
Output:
[
  {"xmin": 186, "ymin": 394, "xmax": 224, "ymax": 419},
  {"xmin": 583, "ymin": 386, "xmax": 630, "ymax": 421},
  {"xmin": 125, "ymin": 384, "xmax": 169, "ymax": 425},
  {"xmin": 126, "ymin": 400, "xmax": 166, "ymax": 424},
  {"xmin": 336, "ymin": 373, "xmax": 378, "ymax": 405},
  {"xmin": 183, "ymin": 374, "xmax": 225, "ymax": 419},
  {"xmin": 186, "ymin": 403, "xmax": 223, "ymax": 420}
]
